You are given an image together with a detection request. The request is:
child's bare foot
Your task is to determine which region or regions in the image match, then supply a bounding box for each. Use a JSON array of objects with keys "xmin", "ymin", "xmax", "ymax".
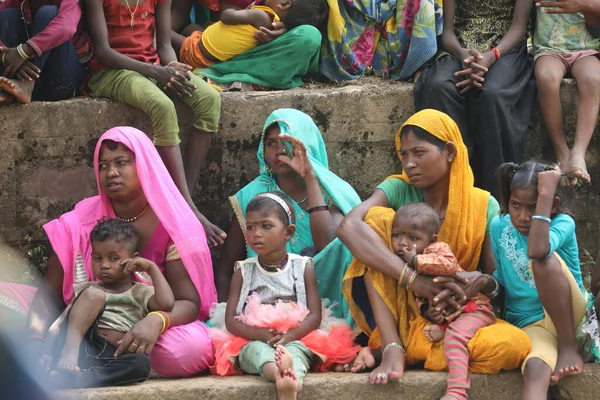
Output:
[
  {"xmin": 369, "ymin": 345, "xmax": 405, "ymax": 385},
  {"xmin": 275, "ymin": 345, "xmax": 300, "ymax": 400},
  {"xmin": 0, "ymin": 88, "xmax": 14, "ymax": 104},
  {"xmin": 424, "ymin": 324, "xmax": 445, "ymax": 342},
  {"xmin": 56, "ymin": 346, "xmax": 81, "ymax": 374},
  {"xmin": 551, "ymin": 344, "xmax": 584, "ymax": 382},
  {"xmin": 564, "ymin": 151, "xmax": 590, "ymax": 185},
  {"xmin": 348, "ymin": 346, "xmax": 377, "ymax": 373},
  {"xmin": 0, "ymin": 77, "xmax": 34, "ymax": 104},
  {"xmin": 193, "ymin": 209, "xmax": 227, "ymax": 248}
]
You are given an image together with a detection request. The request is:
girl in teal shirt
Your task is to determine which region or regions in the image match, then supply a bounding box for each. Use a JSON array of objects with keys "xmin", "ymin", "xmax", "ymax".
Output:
[{"xmin": 491, "ymin": 161, "xmax": 587, "ymax": 399}]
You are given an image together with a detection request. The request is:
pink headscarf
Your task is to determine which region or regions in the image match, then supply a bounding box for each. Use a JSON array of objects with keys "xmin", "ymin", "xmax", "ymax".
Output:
[{"xmin": 43, "ymin": 127, "xmax": 216, "ymax": 320}]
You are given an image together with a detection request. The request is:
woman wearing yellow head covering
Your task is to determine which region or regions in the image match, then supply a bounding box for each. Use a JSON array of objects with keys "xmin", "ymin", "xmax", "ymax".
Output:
[{"xmin": 337, "ymin": 109, "xmax": 530, "ymax": 383}]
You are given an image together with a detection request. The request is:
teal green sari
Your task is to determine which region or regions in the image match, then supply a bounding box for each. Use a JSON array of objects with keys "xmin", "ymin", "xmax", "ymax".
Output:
[{"xmin": 230, "ymin": 109, "xmax": 361, "ymax": 325}]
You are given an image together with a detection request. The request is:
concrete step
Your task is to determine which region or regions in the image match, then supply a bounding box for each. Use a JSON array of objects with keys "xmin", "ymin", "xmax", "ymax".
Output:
[{"xmin": 59, "ymin": 366, "xmax": 600, "ymax": 400}]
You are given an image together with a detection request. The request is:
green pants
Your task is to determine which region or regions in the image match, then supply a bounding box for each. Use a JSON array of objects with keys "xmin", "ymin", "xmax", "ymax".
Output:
[
  {"xmin": 238, "ymin": 341, "xmax": 312, "ymax": 383},
  {"xmin": 88, "ymin": 68, "xmax": 221, "ymax": 147}
]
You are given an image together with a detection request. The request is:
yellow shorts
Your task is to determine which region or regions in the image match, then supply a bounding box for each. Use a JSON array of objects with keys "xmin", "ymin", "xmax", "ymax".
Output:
[{"xmin": 521, "ymin": 254, "xmax": 587, "ymax": 372}]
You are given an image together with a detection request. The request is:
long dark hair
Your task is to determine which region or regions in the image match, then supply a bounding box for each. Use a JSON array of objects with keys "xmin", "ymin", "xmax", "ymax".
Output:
[{"xmin": 496, "ymin": 161, "xmax": 572, "ymax": 217}]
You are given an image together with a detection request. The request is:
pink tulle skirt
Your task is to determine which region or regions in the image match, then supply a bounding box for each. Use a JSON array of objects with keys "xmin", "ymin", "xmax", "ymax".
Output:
[{"xmin": 209, "ymin": 293, "xmax": 361, "ymax": 376}]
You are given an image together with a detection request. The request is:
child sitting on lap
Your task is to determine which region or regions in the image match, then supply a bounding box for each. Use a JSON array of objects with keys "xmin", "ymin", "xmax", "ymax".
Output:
[
  {"xmin": 391, "ymin": 202, "xmax": 495, "ymax": 400},
  {"xmin": 210, "ymin": 192, "xmax": 359, "ymax": 400},
  {"xmin": 41, "ymin": 219, "xmax": 175, "ymax": 388},
  {"xmin": 179, "ymin": 0, "xmax": 327, "ymax": 69},
  {"xmin": 533, "ymin": 6, "xmax": 600, "ymax": 185}
]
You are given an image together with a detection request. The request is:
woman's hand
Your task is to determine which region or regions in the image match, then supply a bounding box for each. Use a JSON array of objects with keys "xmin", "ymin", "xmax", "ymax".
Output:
[
  {"xmin": 152, "ymin": 65, "xmax": 196, "ymax": 97},
  {"xmin": 254, "ymin": 22, "xmax": 288, "ymax": 45},
  {"xmin": 410, "ymin": 274, "xmax": 468, "ymax": 313},
  {"xmin": 430, "ymin": 272, "xmax": 487, "ymax": 313},
  {"xmin": 0, "ymin": 47, "xmax": 28, "ymax": 77},
  {"xmin": 278, "ymin": 134, "xmax": 315, "ymax": 178},
  {"xmin": 15, "ymin": 61, "xmax": 40, "ymax": 82},
  {"xmin": 114, "ymin": 313, "xmax": 163, "ymax": 356}
]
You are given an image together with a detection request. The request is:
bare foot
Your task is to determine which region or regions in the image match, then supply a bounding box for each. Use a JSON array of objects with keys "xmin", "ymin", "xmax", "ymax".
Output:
[
  {"xmin": 0, "ymin": 88, "xmax": 14, "ymax": 104},
  {"xmin": 551, "ymin": 344, "xmax": 584, "ymax": 382},
  {"xmin": 369, "ymin": 346, "xmax": 405, "ymax": 385},
  {"xmin": 0, "ymin": 77, "xmax": 34, "ymax": 104},
  {"xmin": 564, "ymin": 151, "xmax": 591, "ymax": 186},
  {"xmin": 275, "ymin": 345, "xmax": 300, "ymax": 400},
  {"xmin": 424, "ymin": 324, "xmax": 445, "ymax": 342},
  {"xmin": 346, "ymin": 346, "xmax": 377, "ymax": 373},
  {"xmin": 55, "ymin": 346, "xmax": 81, "ymax": 374},
  {"xmin": 194, "ymin": 209, "xmax": 227, "ymax": 248}
]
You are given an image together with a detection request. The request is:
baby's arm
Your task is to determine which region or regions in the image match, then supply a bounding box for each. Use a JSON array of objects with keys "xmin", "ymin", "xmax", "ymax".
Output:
[
  {"xmin": 275, "ymin": 259, "xmax": 322, "ymax": 346},
  {"xmin": 39, "ymin": 298, "xmax": 75, "ymax": 368},
  {"xmin": 220, "ymin": 9, "xmax": 275, "ymax": 30},
  {"xmin": 414, "ymin": 243, "xmax": 462, "ymax": 277},
  {"xmin": 122, "ymin": 257, "xmax": 175, "ymax": 312},
  {"xmin": 225, "ymin": 268, "xmax": 278, "ymax": 343}
]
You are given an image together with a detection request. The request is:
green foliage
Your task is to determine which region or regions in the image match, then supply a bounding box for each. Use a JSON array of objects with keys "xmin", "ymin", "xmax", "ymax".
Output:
[{"xmin": 19, "ymin": 235, "xmax": 49, "ymax": 285}]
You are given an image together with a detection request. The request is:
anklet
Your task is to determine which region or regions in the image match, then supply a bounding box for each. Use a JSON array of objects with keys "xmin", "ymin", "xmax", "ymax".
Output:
[{"xmin": 383, "ymin": 342, "xmax": 405, "ymax": 356}]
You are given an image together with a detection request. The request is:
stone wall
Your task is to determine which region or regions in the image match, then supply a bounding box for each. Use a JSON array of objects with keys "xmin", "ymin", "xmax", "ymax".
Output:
[{"xmin": 1, "ymin": 80, "xmax": 598, "ymax": 277}]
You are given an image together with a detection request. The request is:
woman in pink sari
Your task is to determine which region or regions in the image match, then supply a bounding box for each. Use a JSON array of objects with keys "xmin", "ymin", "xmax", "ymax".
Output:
[{"xmin": 0, "ymin": 126, "xmax": 216, "ymax": 379}]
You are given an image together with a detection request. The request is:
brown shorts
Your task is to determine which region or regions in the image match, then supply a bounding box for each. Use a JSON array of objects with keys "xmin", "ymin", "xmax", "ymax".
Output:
[{"xmin": 537, "ymin": 50, "xmax": 600, "ymax": 71}]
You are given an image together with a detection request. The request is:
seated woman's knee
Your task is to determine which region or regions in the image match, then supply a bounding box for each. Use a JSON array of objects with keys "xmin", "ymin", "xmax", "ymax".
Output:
[
  {"xmin": 149, "ymin": 323, "xmax": 214, "ymax": 377},
  {"xmin": 293, "ymin": 25, "xmax": 322, "ymax": 49},
  {"xmin": 35, "ymin": 5, "xmax": 59, "ymax": 23},
  {"xmin": 0, "ymin": 8, "xmax": 22, "ymax": 23}
]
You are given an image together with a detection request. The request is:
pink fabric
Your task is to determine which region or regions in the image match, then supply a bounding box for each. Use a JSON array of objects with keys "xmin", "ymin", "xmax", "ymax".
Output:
[
  {"xmin": 150, "ymin": 320, "xmax": 214, "ymax": 377},
  {"xmin": 43, "ymin": 126, "xmax": 217, "ymax": 320},
  {"xmin": 0, "ymin": 282, "xmax": 37, "ymax": 317},
  {"xmin": 0, "ymin": 0, "xmax": 91, "ymax": 59}
]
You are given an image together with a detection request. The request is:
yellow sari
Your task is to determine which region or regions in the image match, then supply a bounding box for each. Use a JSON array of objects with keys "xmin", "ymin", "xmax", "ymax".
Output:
[{"xmin": 342, "ymin": 110, "xmax": 530, "ymax": 373}]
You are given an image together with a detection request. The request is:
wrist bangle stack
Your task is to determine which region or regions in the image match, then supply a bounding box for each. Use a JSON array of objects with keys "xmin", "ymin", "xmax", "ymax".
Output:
[
  {"xmin": 398, "ymin": 265, "xmax": 417, "ymax": 288},
  {"xmin": 307, "ymin": 205, "xmax": 328, "ymax": 214},
  {"xmin": 17, "ymin": 44, "xmax": 29, "ymax": 60},
  {"xmin": 148, "ymin": 311, "xmax": 171, "ymax": 333},
  {"xmin": 532, "ymin": 215, "xmax": 552, "ymax": 223}
]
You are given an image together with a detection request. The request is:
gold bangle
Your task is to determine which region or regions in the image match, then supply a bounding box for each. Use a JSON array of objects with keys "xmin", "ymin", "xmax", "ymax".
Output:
[
  {"xmin": 407, "ymin": 270, "xmax": 418, "ymax": 289},
  {"xmin": 398, "ymin": 264, "xmax": 408, "ymax": 286},
  {"xmin": 1, "ymin": 52, "xmax": 6, "ymax": 64},
  {"xmin": 17, "ymin": 44, "xmax": 29, "ymax": 60},
  {"xmin": 148, "ymin": 311, "xmax": 167, "ymax": 333}
]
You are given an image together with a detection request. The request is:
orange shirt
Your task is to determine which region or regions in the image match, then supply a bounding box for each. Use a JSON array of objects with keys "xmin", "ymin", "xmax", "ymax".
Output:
[{"xmin": 89, "ymin": 0, "xmax": 166, "ymax": 71}]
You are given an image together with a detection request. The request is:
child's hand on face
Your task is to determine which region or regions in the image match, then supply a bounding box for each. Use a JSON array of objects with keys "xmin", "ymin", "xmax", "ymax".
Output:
[
  {"xmin": 538, "ymin": 165, "xmax": 561, "ymax": 195},
  {"xmin": 120, "ymin": 257, "xmax": 154, "ymax": 274},
  {"xmin": 401, "ymin": 244, "xmax": 418, "ymax": 266}
]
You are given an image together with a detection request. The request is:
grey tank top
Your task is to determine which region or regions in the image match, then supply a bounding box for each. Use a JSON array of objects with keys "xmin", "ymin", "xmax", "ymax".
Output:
[{"xmin": 235, "ymin": 254, "xmax": 311, "ymax": 315}]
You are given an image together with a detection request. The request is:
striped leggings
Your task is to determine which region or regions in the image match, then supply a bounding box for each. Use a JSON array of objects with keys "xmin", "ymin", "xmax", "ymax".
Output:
[{"xmin": 443, "ymin": 306, "xmax": 496, "ymax": 400}]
